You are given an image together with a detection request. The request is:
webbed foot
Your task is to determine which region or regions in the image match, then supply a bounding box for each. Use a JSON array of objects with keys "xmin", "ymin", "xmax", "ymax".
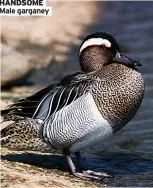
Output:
[{"xmin": 63, "ymin": 149, "xmax": 113, "ymax": 181}]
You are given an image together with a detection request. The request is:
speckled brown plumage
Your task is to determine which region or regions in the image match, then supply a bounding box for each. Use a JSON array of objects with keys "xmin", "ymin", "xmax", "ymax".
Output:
[
  {"xmin": 92, "ymin": 63, "xmax": 144, "ymax": 132},
  {"xmin": 1, "ymin": 119, "xmax": 54, "ymax": 152},
  {"xmin": 79, "ymin": 46, "xmax": 113, "ymax": 72}
]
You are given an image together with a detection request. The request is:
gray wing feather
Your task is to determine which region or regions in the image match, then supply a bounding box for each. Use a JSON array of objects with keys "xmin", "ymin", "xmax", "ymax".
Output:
[
  {"xmin": 33, "ymin": 81, "xmax": 92, "ymax": 122},
  {"xmin": 1, "ymin": 71, "xmax": 96, "ymax": 122}
]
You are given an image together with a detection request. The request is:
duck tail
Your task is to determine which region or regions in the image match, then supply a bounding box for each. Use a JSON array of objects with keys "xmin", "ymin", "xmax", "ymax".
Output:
[
  {"xmin": 0, "ymin": 119, "xmax": 54, "ymax": 152},
  {"xmin": 1, "ymin": 109, "xmax": 11, "ymax": 117}
]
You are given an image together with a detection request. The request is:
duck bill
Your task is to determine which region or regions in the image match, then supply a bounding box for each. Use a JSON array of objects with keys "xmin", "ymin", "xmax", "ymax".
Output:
[{"xmin": 113, "ymin": 52, "xmax": 142, "ymax": 67}]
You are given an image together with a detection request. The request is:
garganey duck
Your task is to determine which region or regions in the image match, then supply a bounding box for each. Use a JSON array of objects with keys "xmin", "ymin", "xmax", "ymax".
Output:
[{"xmin": 1, "ymin": 32, "xmax": 145, "ymax": 180}]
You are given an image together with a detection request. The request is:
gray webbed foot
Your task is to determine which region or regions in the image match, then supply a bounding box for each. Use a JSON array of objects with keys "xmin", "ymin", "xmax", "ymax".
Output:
[
  {"xmin": 72, "ymin": 171, "xmax": 102, "ymax": 180},
  {"xmin": 83, "ymin": 170, "xmax": 113, "ymax": 178},
  {"xmin": 63, "ymin": 149, "xmax": 113, "ymax": 181}
]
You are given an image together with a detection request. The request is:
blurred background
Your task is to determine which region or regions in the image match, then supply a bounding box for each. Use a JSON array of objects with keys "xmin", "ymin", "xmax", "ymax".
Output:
[{"xmin": 1, "ymin": 1, "xmax": 153, "ymax": 187}]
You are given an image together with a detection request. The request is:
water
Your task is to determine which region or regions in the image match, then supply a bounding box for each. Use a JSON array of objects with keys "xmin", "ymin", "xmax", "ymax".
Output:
[{"xmin": 82, "ymin": 2, "xmax": 153, "ymax": 187}]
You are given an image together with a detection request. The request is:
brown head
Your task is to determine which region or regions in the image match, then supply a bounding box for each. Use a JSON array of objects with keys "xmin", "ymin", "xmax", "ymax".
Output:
[{"xmin": 79, "ymin": 32, "xmax": 141, "ymax": 72}]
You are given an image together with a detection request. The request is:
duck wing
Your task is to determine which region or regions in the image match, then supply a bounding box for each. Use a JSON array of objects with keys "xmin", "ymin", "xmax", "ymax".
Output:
[{"xmin": 1, "ymin": 72, "xmax": 95, "ymax": 122}]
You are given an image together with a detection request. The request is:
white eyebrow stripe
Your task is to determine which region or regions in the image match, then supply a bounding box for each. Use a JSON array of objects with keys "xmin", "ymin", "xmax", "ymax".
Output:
[{"xmin": 79, "ymin": 38, "xmax": 111, "ymax": 54}]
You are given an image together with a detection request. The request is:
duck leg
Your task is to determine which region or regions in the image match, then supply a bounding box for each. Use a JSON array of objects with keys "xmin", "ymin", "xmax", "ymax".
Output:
[
  {"xmin": 63, "ymin": 149, "xmax": 112, "ymax": 180},
  {"xmin": 75, "ymin": 151, "xmax": 113, "ymax": 178},
  {"xmin": 75, "ymin": 151, "xmax": 82, "ymax": 171}
]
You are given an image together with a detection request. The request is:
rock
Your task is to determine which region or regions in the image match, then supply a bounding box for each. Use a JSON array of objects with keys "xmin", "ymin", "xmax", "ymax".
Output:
[
  {"xmin": 1, "ymin": 2, "xmax": 99, "ymax": 86},
  {"xmin": 1, "ymin": 44, "xmax": 32, "ymax": 88},
  {"xmin": 1, "ymin": 149, "xmax": 103, "ymax": 188}
]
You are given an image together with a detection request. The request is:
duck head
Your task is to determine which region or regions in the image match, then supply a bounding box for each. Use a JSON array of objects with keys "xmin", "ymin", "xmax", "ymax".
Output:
[{"xmin": 79, "ymin": 32, "xmax": 141, "ymax": 72}]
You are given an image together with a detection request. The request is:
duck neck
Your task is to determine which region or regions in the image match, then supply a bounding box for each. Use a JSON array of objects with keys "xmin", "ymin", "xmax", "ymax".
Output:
[
  {"xmin": 96, "ymin": 63, "xmax": 144, "ymax": 133},
  {"xmin": 98, "ymin": 63, "xmax": 139, "ymax": 82}
]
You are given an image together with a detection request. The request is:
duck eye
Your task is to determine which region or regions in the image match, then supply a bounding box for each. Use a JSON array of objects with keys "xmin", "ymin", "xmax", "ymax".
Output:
[
  {"xmin": 119, "ymin": 54, "xmax": 124, "ymax": 57},
  {"xmin": 116, "ymin": 52, "xmax": 124, "ymax": 59}
]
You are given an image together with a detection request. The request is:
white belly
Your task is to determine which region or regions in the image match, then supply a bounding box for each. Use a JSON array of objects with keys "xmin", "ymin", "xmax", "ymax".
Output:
[{"xmin": 43, "ymin": 92, "xmax": 113, "ymax": 152}]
